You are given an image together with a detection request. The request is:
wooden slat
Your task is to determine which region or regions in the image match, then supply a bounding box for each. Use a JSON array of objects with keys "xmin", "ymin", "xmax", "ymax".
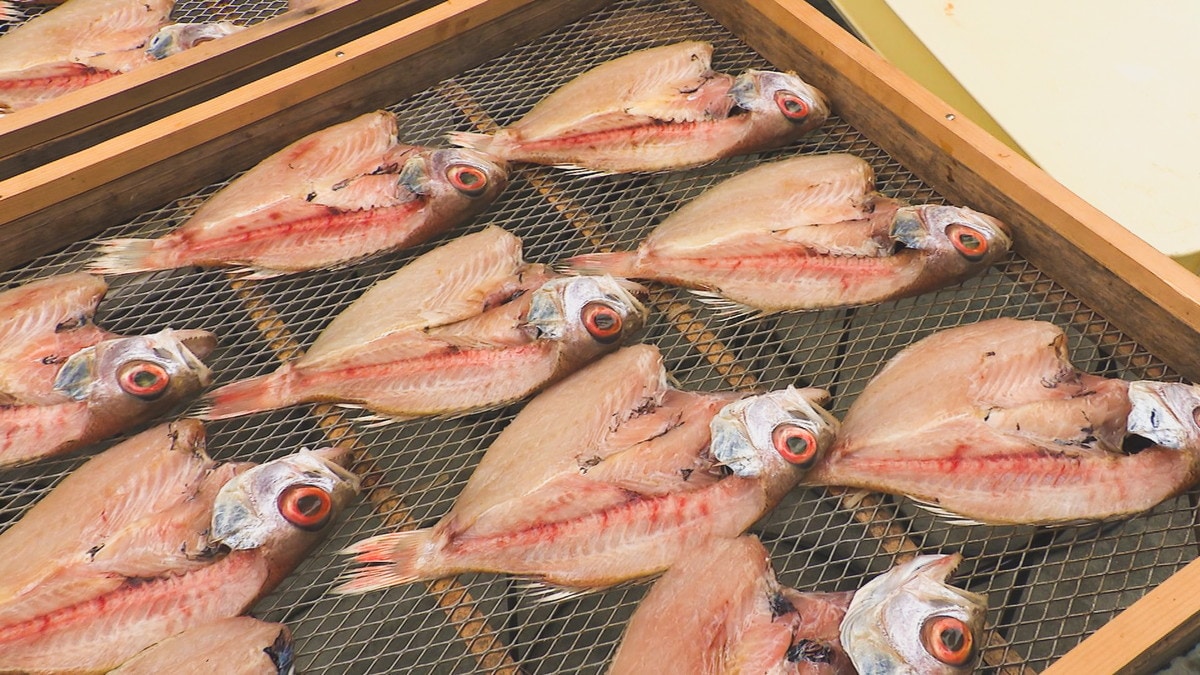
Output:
[
  {"xmin": 0, "ymin": 0, "xmax": 606, "ymax": 273},
  {"xmin": 1042, "ymin": 555, "xmax": 1200, "ymax": 674},
  {"xmin": 694, "ymin": 0, "xmax": 1200, "ymax": 383}
]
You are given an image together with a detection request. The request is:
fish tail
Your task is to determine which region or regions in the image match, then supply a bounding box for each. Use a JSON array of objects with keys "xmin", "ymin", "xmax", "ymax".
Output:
[
  {"xmin": 446, "ymin": 130, "xmax": 497, "ymax": 154},
  {"xmin": 86, "ymin": 238, "xmax": 177, "ymax": 275},
  {"xmin": 192, "ymin": 367, "xmax": 299, "ymax": 420},
  {"xmin": 561, "ymin": 251, "xmax": 641, "ymax": 278},
  {"xmin": 333, "ymin": 529, "xmax": 441, "ymax": 594}
]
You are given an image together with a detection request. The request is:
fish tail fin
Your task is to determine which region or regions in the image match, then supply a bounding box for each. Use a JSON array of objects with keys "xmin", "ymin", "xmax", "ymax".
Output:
[
  {"xmin": 333, "ymin": 529, "xmax": 441, "ymax": 594},
  {"xmin": 86, "ymin": 238, "xmax": 178, "ymax": 275},
  {"xmin": 192, "ymin": 366, "xmax": 300, "ymax": 420},
  {"xmin": 446, "ymin": 130, "xmax": 497, "ymax": 154},
  {"xmin": 560, "ymin": 251, "xmax": 641, "ymax": 278}
]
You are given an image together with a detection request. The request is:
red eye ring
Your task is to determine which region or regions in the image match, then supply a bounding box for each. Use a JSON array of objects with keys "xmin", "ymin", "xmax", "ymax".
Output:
[
  {"xmin": 921, "ymin": 615, "xmax": 975, "ymax": 666},
  {"xmin": 116, "ymin": 360, "xmax": 170, "ymax": 399},
  {"xmin": 772, "ymin": 424, "xmax": 818, "ymax": 467},
  {"xmin": 277, "ymin": 484, "xmax": 334, "ymax": 531},
  {"xmin": 446, "ymin": 164, "xmax": 489, "ymax": 197},
  {"xmin": 581, "ymin": 301, "xmax": 623, "ymax": 343},
  {"xmin": 774, "ymin": 91, "xmax": 811, "ymax": 121},
  {"xmin": 946, "ymin": 223, "xmax": 989, "ymax": 262}
]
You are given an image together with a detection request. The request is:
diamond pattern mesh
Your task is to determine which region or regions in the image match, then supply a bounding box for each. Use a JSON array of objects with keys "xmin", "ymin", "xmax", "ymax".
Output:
[
  {"xmin": 0, "ymin": 0, "xmax": 288, "ymax": 35},
  {"xmin": 0, "ymin": 1, "xmax": 1194, "ymax": 672}
]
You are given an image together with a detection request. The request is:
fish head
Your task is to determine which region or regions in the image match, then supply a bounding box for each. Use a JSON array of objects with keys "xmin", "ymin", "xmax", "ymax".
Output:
[
  {"xmin": 522, "ymin": 274, "xmax": 648, "ymax": 350},
  {"xmin": 890, "ymin": 205, "xmax": 1012, "ymax": 271},
  {"xmin": 729, "ymin": 69, "xmax": 831, "ymax": 135},
  {"xmin": 53, "ymin": 328, "xmax": 216, "ymax": 421},
  {"xmin": 841, "ymin": 554, "xmax": 988, "ymax": 675},
  {"xmin": 147, "ymin": 22, "xmax": 245, "ymax": 60},
  {"xmin": 710, "ymin": 386, "xmax": 839, "ymax": 478},
  {"xmin": 210, "ymin": 447, "xmax": 360, "ymax": 562},
  {"xmin": 1127, "ymin": 380, "xmax": 1200, "ymax": 450},
  {"xmin": 411, "ymin": 147, "xmax": 509, "ymax": 208}
]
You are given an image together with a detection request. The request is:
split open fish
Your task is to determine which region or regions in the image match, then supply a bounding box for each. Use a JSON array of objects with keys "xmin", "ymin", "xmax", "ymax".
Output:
[
  {"xmin": 567, "ymin": 153, "xmax": 1011, "ymax": 316},
  {"xmin": 195, "ymin": 226, "xmax": 646, "ymax": 421},
  {"xmin": 806, "ymin": 318, "xmax": 1200, "ymax": 525},
  {"xmin": 449, "ymin": 41, "xmax": 829, "ymax": 174},
  {"xmin": 88, "ymin": 111, "xmax": 508, "ymax": 278},
  {"xmin": 0, "ymin": 419, "xmax": 358, "ymax": 673},
  {"xmin": 334, "ymin": 344, "xmax": 837, "ymax": 595}
]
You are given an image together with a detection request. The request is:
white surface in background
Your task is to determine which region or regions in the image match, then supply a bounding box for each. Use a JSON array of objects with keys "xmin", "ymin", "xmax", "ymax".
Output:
[{"xmin": 883, "ymin": 0, "xmax": 1200, "ymax": 257}]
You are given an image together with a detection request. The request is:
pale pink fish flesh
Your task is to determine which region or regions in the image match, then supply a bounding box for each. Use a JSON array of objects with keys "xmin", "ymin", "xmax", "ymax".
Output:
[
  {"xmin": 0, "ymin": 0, "xmax": 173, "ymax": 113},
  {"xmin": 806, "ymin": 318, "xmax": 1200, "ymax": 524},
  {"xmin": 195, "ymin": 226, "xmax": 646, "ymax": 420},
  {"xmin": 608, "ymin": 535, "xmax": 854, "ymax": 674},
  {"xmin": 448, "ymin": 41, "xmax": 830, "ymax": 174},
  {"xmin": 87, "ymin": 111, "xmax": 509, "ymax": 277},
  {"xmin": 0, "ymin": 327, "xmax": 216, "ymax": 468},
  {"xmin": 333, "ymin": 343, "xmax": 834, "ymax": 594},
  {"xmin": 567, "ymin": 153, "xmax": 1012, "ymax": 315},
  {"xmin": 0, "ymin": 419, "xmax": 358, "ymax": 673},
  {"xmin": 841, "ymin": 554, "xmax": 988, "ymax": 675},
  {"xmin": 109, "ymin": 616, "xmax": 294, "ymax": 675},
  {"xmin": 0, "ymin": 272, "xmax": 114, "ymax": 405}
]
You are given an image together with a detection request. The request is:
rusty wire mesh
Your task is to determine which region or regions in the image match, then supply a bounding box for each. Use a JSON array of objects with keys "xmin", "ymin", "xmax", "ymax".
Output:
[{"xmin": 0, "ymin": 0, "xmax": 1196, "ymax": 672}]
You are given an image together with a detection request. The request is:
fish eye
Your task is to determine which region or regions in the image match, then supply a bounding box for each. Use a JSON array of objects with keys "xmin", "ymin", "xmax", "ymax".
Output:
[
  {"xmin": 921, "ymin": 615, "xmax": 975, "ymax": 666},
  {"xmin": 771, "ymin": 424, "xmax": 819, "ymax": 467},
  {"xmin": 946, "ymin": 223, "xmax": 989, "ymax": 262},
  {"xmin": 116, "ymin": 360, "xmax": 170, "ymax": 399},
  {"xmin": 446, "ymin": 164, "xmax": 489, "ymax": 197},
  {"xmin": 581, "ymin": 301, "xmax": 624, "ymax": 343},
  {"xmin": 774, "ymin": 91, "xmax": 811, "ymax": 121},
  {"xmin": 277, "ymin": 484, "xmax": 334, "ymax": 531}
]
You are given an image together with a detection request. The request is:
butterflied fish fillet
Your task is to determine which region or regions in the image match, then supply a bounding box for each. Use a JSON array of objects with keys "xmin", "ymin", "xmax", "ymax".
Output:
[
  {"xmin": 0, "ymin": 0, "xmax": 170, "ymax": 113},
  {"xmin": 334, "ymin": 344, "xmax": 838, "ymax": 594},
  {"xmin": 110, "ymin": 617, "xmax": 294, "ymax": 675},
  {"xmin": 0, "ymin": 327, "xmax": 216, "ymax": 468},
  {"xmin": 448, "ymin": 41, "xmax": 829, "ymax": 174},
  {"xmin": 841, "ymin": 554, "xmax": 988, "ymax": 675},
  {"xmin": 0, "ymin": 273, "xmax": 114, "ymax": 405},
  {"xmin": 88, "ymin": 111, "xmax": 509, "ymax": 277},
  {"xmin": 609, "ymin": 535, "xmax": 854, "ymax": 674},
  {"xmin": 806, "ymin": 318, "xmax": 1200, "ymax": 524},
  {"xmin": 567, "ymin": 154, "xmax": 1011, "ymax": 315},
  {"xmin": 195, "ymin": 226, "xmax": 646, "ymax": 420},
  {"xmin": 0, "ymin": 419, "xmax": 358, "ymax": 673}
]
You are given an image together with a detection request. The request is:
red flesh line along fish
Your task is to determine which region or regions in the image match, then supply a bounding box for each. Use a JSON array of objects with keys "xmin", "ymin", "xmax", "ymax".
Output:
[
  {"xmin": 195, "ymin": 226, "xmax": 647, "ymax": 421},
  {"xmin": 0, "ymin": 419, "xmax": 358, "ymax": 673},
  {"xmin": 608, "ymin": 535, "xmax": 854, "ymax": 674},
  {"xmin": 567, "ymin": 153, "xmax": 1012, "ymax": 316},
  {"xmin": 806, "ymin": 318, "xmax": 1200, "ymax": 525},
  {"xmin": 449, "ymin": 41, "xmax": 830, "ymax": 174},
  {"xmin": 88, "ymin": 110, "xmax": 509, "ymax": 278},
  {"xmin": 334, "ymin": 344, "xmax": 838, "ymax": 595}
]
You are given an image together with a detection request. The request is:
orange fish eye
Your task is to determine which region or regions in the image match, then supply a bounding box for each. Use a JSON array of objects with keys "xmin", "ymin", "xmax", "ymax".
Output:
[
  {"xmin": 277, "ymin": 484, "xmax": 334, "ymax": 531},
  {"xmin": 116, "ymin": 360, "xmax": 170, "ymax": 399},
  {"xmin": 446, "ymin": 164, "xmax": 489, "ymax": 197},
  {"xmin": 772, "ymin": 424, "xmax": 818, "ymax": 466},
  {"xmin": 946, "ymin": 223, "xmax": 989, "ymax": 261},
  {"xmin": 581, "ymin": 301, "xmax": 623, "ymax": 343},
  {"xmin": 921, "ymin": 615, "xmax": 975, "ymax": 666},
  {"xmin": 774, "ymin": 91, "xmax": 811, "ymax": 121}
]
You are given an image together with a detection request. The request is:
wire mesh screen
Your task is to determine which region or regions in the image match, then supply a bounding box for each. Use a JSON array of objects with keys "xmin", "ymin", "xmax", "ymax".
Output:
[
  {"xmin": 0, "ymin": 0, "xmax": 290, "ymax": 34},
  {"xmin": 0, "ymin": 0, "xmax": 1195, "ymax": 672}
]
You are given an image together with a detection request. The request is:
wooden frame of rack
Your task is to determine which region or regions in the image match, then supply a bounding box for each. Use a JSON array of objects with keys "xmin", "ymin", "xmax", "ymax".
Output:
[{"xmin": 0, "ymin": 1, "xmax": 1196, "ymax": 670}]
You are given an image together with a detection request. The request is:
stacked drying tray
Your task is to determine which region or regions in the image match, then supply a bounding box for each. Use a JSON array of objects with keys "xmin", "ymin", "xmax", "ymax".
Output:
[{"xmin": 2, "ymin": 0, "xmax": 1200, "ymax": 672}]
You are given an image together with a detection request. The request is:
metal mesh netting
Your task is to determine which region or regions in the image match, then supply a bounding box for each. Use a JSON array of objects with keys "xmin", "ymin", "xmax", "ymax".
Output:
[
  {"xmin": 0, "ymin": 0, "xmax": 289, "ymax": 33},
  {"xmin": 0, "ymin": 0, "xmax": 1195, "ymax": 672}
]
